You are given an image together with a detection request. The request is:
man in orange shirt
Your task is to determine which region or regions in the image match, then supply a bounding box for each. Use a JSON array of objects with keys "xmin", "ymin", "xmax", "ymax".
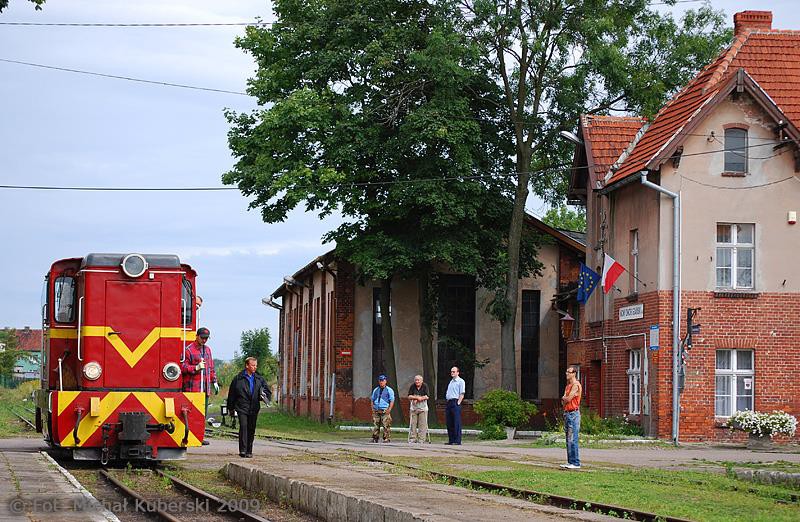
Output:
[{"xmin": 560, "ymin": 366, "xmax": 582, "ymax": 469}]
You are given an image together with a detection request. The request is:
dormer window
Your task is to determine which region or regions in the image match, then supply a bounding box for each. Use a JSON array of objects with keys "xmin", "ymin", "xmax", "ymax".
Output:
[{"xmin": 723, "ymin": 127, "xmax": 748, "ymax": 174}]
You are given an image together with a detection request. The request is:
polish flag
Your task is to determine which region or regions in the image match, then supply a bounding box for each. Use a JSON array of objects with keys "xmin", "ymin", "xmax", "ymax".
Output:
[{"xmin": 602, "ymin": 254, "xmax": 625, "ymax": 293}]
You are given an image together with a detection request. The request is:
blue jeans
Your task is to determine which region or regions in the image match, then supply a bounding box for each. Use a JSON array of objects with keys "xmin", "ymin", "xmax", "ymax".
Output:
[{"xmin": 564, "ymin": 410, "xmax": 580, "ymax": 466}]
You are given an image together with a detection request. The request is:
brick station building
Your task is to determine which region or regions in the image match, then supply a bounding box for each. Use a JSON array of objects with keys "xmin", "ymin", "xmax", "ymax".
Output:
[
  {"xmin": 267, "ymin": 215, "xmax": 585, "ymax": 424},
  {"xmin": 565, "ymin": 11, "xmax": 800, "ymax": 442}
]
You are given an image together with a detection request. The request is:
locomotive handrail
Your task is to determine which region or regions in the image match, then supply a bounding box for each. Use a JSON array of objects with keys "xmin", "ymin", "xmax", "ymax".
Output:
[
  {"xmin": 77, "ymin": 296, "xmax": 84, "ymax": 361},
  {"xmin": 57, "ymin": 357, "xmax": 63, "ymax": 391},
  {"xmin": 181, "ymin": 298, "xmax": 187, "ymax": 362}
]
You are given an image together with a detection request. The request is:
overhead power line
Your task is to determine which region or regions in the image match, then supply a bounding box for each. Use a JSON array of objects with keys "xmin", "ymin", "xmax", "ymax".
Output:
[
  {"xmin": 0, "ymin": 2, "xmax": 707, "ymax": 28},
  {"xmin": 2, "ymin": 139, "xmax": 795, "ymax": 192},
  {"xmin": 0, "ymin": 57, "xmax": 249, "ymax": 96}
]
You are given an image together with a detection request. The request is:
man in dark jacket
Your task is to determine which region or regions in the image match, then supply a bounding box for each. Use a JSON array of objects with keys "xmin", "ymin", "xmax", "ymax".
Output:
[{"xmin": 226, "ymin": 357, "xmax": 271, "ymax": 457}]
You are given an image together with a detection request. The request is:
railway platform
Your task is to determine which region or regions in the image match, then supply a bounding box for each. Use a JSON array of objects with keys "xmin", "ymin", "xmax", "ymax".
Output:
[{"xmin": 0, "ymin": 439, "xmax": 117, "ymax": 522}]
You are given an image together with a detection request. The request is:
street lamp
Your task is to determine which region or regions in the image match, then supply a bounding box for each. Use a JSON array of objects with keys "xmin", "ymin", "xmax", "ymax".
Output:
[{"xmin": 559, "ymin": 130, "xmax": 583, "ymax": 145}]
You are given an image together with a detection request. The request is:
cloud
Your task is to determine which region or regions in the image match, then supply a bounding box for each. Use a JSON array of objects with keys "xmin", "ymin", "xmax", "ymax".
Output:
[{"xmin": 177, "ymin": 239, "xmax": 328, "ymax": 260}]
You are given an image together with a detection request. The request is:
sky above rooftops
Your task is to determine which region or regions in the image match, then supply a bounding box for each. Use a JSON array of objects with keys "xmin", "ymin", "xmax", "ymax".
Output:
[{"xmin": 1, "ymin": 0, "xmax": 797, "ymax": 359}]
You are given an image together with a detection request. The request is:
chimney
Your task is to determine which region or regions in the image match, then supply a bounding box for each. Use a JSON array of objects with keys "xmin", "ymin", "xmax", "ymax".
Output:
[{"xmin": 734, "ymin": 11, "xmax": 772, "ymax": 37}]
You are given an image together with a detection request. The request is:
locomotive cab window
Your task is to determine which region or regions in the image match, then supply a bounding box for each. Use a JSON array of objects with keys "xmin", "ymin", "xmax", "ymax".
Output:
[
  {"xmin": 54, "ymin": 276, "xmax": 76, "ymax": 323},
  {"xmin": 182, "ymin": 278, "xmax": 194, "ymax": 325}
]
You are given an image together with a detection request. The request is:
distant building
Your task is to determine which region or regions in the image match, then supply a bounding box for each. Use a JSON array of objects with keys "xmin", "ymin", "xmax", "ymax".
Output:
[
  {"xmin": 566, "ymin": 11, "xmax": 800, "ymax": 441},
  {"xmin": 267, "ymin": 214, "xmax": 585, "ymax": 424},
  {"xmin": 4, "ymin": 327, "xmax": 42, "ymax": 380}
]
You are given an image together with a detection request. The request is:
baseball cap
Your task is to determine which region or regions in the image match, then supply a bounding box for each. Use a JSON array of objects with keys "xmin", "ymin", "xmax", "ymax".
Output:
[
  {"xmin": 377, "ymin": 374, "xmax": 387, "ymax": 381},
  {"xmin": 197, "ymin": 327, "xmax": 210, "ymax": 339}
]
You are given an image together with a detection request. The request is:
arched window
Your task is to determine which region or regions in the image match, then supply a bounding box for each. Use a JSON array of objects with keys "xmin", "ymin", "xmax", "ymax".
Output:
[{"xmin": 724, "ymin": 127, "xmax": 748, "ymax": 173}]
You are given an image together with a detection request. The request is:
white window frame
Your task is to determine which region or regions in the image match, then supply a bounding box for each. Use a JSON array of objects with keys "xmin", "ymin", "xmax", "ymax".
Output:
[
  {"xmin": 627, "ymin": 350, "xmax": 642, "ymax": 415},
  {"xmin": 716, "ymin": 223, "xmax": 754, "ymax": 290},
  {"xmin": 715, "ymin": 349, "xmax": 754, "ymax": 417}
]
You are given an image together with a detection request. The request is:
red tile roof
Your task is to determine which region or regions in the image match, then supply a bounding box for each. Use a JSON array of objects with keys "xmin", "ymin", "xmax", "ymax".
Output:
[
  {"xmin": 14, "ymin": 328, "xmax": 42, "ymax": 352},
  {"xmin": 580, "ymin": 115, "xmax": 646, "ymax": 187},
  {"xmin": 604, "ymin": 12, "xmax": 800, "ymax": 186}
]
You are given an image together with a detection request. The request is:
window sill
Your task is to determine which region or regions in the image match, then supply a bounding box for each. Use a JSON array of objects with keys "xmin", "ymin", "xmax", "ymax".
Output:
[
  {"xmin": 713, "ymin": 290, "xmax": 759, "ymax": 299},
  {"xmin": 721, "ymin": 171, "xmax": 747, "ymax": 177},
  {"xmin": 714, "ymin": 418, "xmax": 731, "ymax": 428}
]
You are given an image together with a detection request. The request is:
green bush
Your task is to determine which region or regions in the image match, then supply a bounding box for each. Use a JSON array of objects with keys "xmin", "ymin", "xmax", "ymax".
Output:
[
  {"xmin": 478, "ymin": 424, "xmax": 508, "ymax": 440},
  {"xmin": 579, "ymin": 407, "xmax": 644, "ymax": 436},
  {"xmin": 475, "ymin": 389, "xmax": 537, "ymax": 428}
]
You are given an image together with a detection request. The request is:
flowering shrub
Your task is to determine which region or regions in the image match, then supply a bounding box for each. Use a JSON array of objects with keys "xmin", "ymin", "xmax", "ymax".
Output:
[{"xmin": 727, "ymin": 410, "xmax": 798, "ymax": 438}]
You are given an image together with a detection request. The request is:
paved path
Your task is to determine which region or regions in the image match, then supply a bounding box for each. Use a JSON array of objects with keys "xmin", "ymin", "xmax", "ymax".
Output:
[
  {"xmin": 0, "ymin": 439, "xmax": 115, "ymax": 522},
  {"xmin": 195, "ymin": 434, "xmax": 800, "ymax": 472},
  {"xmin": 185, "ymin": 435, "xmax": 800, "ymax": 521}
]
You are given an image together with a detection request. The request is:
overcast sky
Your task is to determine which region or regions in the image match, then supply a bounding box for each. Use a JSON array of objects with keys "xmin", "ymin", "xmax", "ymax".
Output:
[{"xmin": 1, "ymin": 0, "xmax": 796, "ymax": 359}]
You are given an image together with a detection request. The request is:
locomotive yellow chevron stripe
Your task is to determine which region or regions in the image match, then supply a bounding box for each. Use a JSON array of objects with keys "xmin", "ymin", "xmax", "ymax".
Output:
[
  {"xmin": 133, "ymin": 392, "xmax": 204, "ymax": 447},
  {"xmin": 57, "ymin": 391, "xmax": 81, "ymax": 416},
  {"xmin": 60, "ymin": 392, "xmax": 130, "ymax": 447},
  {"xmin": 49, "ymin": 327, "xmax": 197, "ymax": 367}
]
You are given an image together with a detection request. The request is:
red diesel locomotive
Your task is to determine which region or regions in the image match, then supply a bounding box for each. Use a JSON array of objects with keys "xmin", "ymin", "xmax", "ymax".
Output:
[{"xmin": 34, "ymin": 253, "xmax": 206, "ymax": 462}]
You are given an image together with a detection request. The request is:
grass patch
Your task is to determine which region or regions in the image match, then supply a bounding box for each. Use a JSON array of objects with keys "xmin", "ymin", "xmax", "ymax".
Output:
[
  {"xmin": 0, "ymin": 382, "xmax": 39, "ymax": 438},
  {"xmin": 384, "ymin": 455, "xmax": 799, "ymax": 522},
  {"xmin": 515, "ymin": 432, "xmax": 673, "ymax": 449},
  {"xmin": 696, "ymin": 459, "xmax": 800, "ymax": 474}
]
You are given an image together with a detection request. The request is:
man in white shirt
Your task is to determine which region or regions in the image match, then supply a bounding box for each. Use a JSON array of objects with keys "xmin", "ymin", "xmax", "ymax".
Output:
[{"xmin": 445, "ymin": 366, "xmax": 465, "ymax": 445}]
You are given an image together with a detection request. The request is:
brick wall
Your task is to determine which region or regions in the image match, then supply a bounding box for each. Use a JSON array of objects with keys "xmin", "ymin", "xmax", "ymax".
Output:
[
  {"xmin": 569, "ymin": 289, "xmax": 800, "ymax": 441},
  {"xmin": 333, "ymin": 261, "xmax": 355, "ymax": 398}
]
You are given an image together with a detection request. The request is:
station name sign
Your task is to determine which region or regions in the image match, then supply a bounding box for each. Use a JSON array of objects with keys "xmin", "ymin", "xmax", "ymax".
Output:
[{"xmin": 618, "ymin": 303, "xmax": 644, "ymax": 321}]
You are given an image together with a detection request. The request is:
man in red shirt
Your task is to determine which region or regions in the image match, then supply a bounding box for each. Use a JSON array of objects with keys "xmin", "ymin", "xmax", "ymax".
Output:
[
  {"xmin": 560, "ymin": 365, "xmax": 582, "ymax": 469},
  {"xmin": 182, "ymin": 327, "xmax": 219, "ymax": 445}
]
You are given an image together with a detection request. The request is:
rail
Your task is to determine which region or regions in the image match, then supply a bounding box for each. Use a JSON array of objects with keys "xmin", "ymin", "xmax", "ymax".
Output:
[
  {"xmin": 6, "ymin": 406, "xmax": 35, "ymax": 430},
  {"xmin": 343, "ymin": 452, "xmax": 693, "ymax": 522},
  {"xmin": 155, "ymin": 470, "xmax": 272, "ymax": 522},
  {"xmin": 98, "ymin": 470, "xmax": 181, "ymax": 522},
  {"xmin": 98, "ymin": 469, "xmax": 272, "ymax": 522}
]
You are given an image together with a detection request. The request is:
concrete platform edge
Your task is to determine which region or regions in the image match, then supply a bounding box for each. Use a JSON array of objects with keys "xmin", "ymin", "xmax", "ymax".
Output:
[
  {"xmin": 39, "ymin": 451, "xmax": 122, "ymax": 522},
  {"xmin": 224, "ymin": 462, "xmax": 429, "ymax": 522}
]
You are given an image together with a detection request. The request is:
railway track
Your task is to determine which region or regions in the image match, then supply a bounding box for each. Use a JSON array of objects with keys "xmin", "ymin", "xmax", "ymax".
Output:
[
  {"xmin": 218, "ymin": 434, "xmax": 693, "ymax": 522},
  {"xmin": 5, "ymin": 405, "xmax": 36, "ymax": 430},
  {"xmin": 340, "ymin": 451, "xmax": 693, "ymax": 522},
  {"xmin": 98, "ymin": 468, "xmax": 272, "ymax": 522}
]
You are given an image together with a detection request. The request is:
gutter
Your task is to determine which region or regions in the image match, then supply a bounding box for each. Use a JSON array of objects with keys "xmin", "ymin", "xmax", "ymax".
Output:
[{"xmin": 639, "ymin": 172, "xmax": 682, "ymax": 445}]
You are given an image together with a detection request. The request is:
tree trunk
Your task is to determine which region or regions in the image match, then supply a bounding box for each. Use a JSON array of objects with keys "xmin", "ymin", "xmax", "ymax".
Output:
[
  {"xmin": 380, "ymin": 277, "xmax": 404, "ymax": 425},
  {"xmin": 418, "ymin": 273, "xmax": 437, "ymax": 428},
  {"xmin": 500, "ymin": 149, "xmax": 531, "ymax": 392}
]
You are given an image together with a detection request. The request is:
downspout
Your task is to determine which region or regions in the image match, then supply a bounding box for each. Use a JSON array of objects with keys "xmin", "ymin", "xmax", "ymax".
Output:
[{"xmin": 640, "ymin": 172, "xmax": 681, "ymax": 445}]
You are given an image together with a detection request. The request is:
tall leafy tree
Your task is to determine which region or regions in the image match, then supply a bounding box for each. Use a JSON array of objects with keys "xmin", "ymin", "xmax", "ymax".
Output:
[
  {"xmin": 224, "ymin": 0, "xmax": 541, "ymax": 419},
  {"xmin": 239, "ymin": 328, "xmax": 278, "ymax": 381},
  {"xmin": 0, "ymin": 329, "xmax": 21, "ymax": 382},
  {"xmin": 542, "ymin": 205, "xmax": 586, "ymax": 232},
  {"xmin": 460, "ymin": 0, "xmax": 729, "ymax": 390}
]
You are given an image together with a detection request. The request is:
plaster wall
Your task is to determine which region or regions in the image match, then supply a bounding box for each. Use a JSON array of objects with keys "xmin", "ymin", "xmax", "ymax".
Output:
[
  {"xmin": 658, "ymin": 94, "xmax": 800, "ymax": 292},
  {"xmin": 607, "ymin": 182, "xmax": 662, "ymax": 296},
  {"xmin": 352, "ymin": 278, "xmax": 422, "ymax": 397}
]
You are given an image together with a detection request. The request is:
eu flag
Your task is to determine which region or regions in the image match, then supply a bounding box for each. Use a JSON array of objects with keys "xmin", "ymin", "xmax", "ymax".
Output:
[{"xmin": 577, "ymin": 263, "xmax": 601, "ymax": 305}]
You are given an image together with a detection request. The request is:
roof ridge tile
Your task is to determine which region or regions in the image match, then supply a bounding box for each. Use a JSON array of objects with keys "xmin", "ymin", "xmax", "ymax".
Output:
[{"xmin": 704, "ymin": 31, "xmax": 751, "ymax": 93}]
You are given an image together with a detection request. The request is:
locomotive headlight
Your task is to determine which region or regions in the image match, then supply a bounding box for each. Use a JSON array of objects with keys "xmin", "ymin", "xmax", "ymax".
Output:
[
  {"xmin": 163, "ymin": 362, "xmax": 181, "ymax": 382},
  {"xmin": 82, "ymin": 361, "xmax": 102, "ymax": 381},
  {"xmin": 121, "ymin": 253, "xmax": 148, "ymax": 278}
]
